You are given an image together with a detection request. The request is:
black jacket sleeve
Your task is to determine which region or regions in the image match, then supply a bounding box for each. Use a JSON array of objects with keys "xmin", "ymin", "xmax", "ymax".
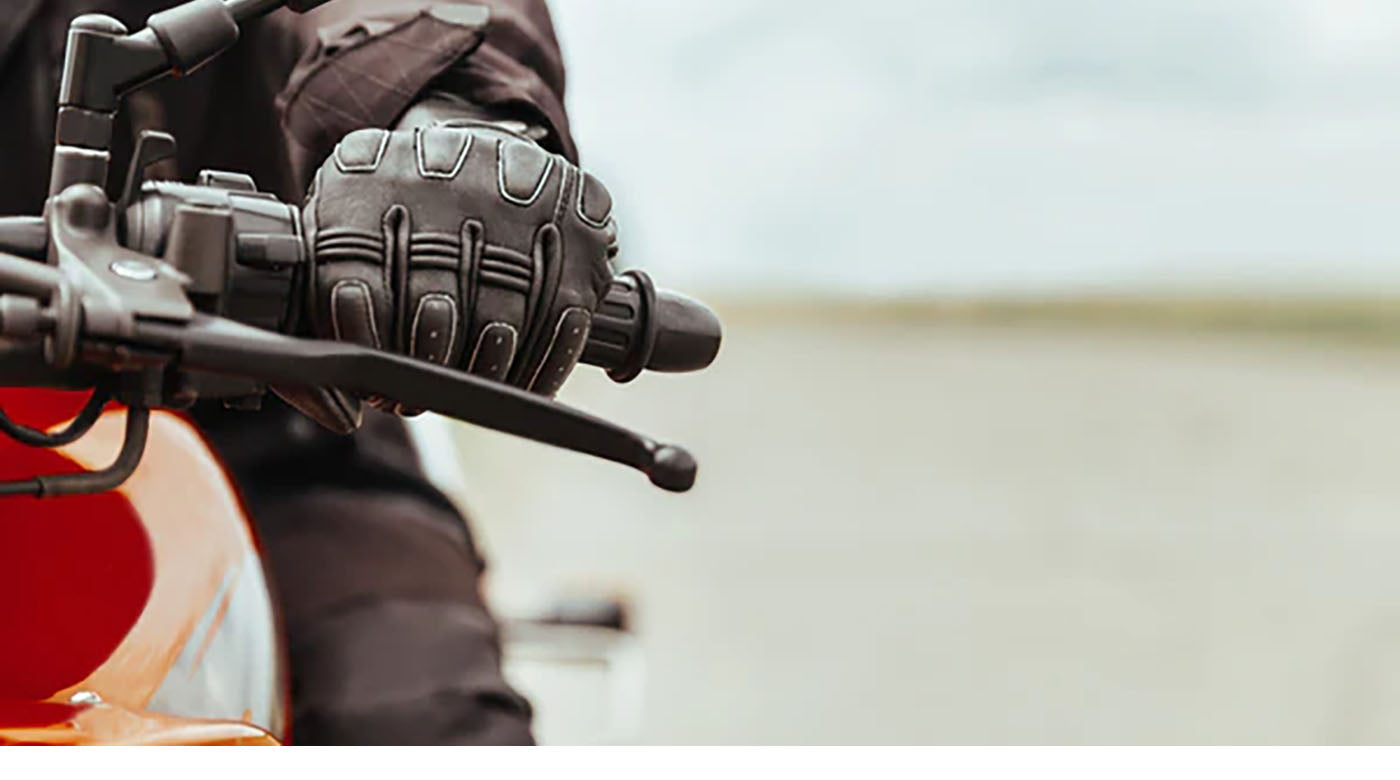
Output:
[{"xmin": 274, "ymin": 1, "xmax": 575, "ymax": 187}]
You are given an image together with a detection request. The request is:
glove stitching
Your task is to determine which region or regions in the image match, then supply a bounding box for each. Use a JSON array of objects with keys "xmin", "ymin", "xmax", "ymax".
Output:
[
  {"xmin": 575, "ymin": 177, "xmax": 612, "ymax": 229},
  {"xmin": 550, "ymin": 164, "xmax": 574, "ymax": 227},
  {"xmin": 526, "ymin": 307, "xmax": 590, "ymax": 393},
  {"xmin": 334, "ymin": 129, "xmax": 391, "ymax": 173},
  {"xmin": 515, "ymin": 170, "xmax": 576, "ymax": 386},
  {"xmin": 409, "ymin": 293, "xmax": 459, "ymax": 365},
  {"xmin": 466, "ymin": 322, "xmax": 518, "ymax": 376},
  {"xmin": 414, "ymin": 127, "xmax": 474, "ymax": 180},
  {"xmin": 496, "ymin": 139, "xmax": 555, "ymax": 206},
  {"xmin": 329, "ymin": 278, "xmax": 383, "ymax": 349}
]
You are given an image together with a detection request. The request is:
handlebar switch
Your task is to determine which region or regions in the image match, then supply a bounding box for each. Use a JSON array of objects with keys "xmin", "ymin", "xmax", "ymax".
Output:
[{"xmin": 125, "ymin": 176, "xmax": 303, "ymax": 333}]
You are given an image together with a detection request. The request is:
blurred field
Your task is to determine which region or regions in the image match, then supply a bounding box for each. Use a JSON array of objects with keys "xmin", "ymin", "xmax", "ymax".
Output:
[{"xmin": 419, "ymin": 301, "xmax": 1400, "ymax": 744}]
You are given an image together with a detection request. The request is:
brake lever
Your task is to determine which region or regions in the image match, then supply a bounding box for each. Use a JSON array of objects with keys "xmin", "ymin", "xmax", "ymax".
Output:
[
  {"xmin": 132, "ymin": 315, "xmax": 698, "ymax": 491},
  {"xmin": 3, "ymin": 185, "xmax": 701, "ymax": 494}
]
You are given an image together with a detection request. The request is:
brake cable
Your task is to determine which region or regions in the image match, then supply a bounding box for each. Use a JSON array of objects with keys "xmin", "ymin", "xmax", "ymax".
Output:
[
  {"xmin": 0, "ymin": 385, "xmax": 110, "ymax": 448},
  {"xmin": 0, "ymin": 403, "xmax": 149, "ymax": 497}
]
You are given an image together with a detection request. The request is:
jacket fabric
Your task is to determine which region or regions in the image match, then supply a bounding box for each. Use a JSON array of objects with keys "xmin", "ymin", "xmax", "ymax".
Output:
[{"xmin": 0, "ymin": 0, "xmax": 573, "ymax": 213}]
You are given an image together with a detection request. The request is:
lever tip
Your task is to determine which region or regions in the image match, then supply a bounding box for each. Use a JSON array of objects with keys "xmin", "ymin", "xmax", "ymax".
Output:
[{"xmin": 648, "ymin": 445, "xmax": 696, "ymax": 492}]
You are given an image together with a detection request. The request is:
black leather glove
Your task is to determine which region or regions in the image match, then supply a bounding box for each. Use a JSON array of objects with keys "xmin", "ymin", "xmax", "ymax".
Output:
[{"xmin": 291, "ymin": 121, "xmax": 618, "ymax": 425}]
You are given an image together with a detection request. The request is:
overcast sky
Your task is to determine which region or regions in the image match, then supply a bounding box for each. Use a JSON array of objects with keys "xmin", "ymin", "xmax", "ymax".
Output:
[{"xmin": 552, "ymin": 0, "xmax": 1400, "ymax": 297}]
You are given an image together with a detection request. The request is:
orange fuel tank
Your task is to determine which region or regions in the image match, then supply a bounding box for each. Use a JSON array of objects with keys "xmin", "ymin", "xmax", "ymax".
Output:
[{"xmin": 0, "ymin": 389, "xmax": 286, "ymax": 745}]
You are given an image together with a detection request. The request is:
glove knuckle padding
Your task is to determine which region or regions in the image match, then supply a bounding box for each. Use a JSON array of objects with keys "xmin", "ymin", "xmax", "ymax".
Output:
[
  {"xmin": 528, "ymin": 307, "xmax": 592, "ymax": 396},
  {"xmin": 307, "ymin": 124, "xmax": 620, "ymax": 399},
  {"xmin": 461, "ymin": 132, "xmax": 560, "ymax": 381},
  {"xmin": 521, "ymin": 169, "xmax": 616, "ymax": 392},
  {"xmin": 402, "ymin": 127, "xmax": 473, "ymax": 367},
  {"xmin": 499, "ymin": 139, "xmax": 555, "ymax": 205},
  {"xmin": 508, "ymin": 160, "xmax": 616, "ymax": 390},
  {"xmin": 311, "ymin": 129, "xmax": 394, "ymax": 350},
  {"xmin": 577, "ymin": 172, "xmax": 614, "ymax": 227}
]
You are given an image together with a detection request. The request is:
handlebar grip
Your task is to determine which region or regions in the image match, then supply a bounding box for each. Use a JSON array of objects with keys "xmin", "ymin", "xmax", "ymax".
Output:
[{"xmin": 582, "ymin": 270, "xmax": 722, "ymax": 383}]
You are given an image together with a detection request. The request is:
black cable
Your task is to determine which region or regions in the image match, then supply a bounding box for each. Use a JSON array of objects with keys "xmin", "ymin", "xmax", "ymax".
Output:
[
  {"xmin": 0, "ymin": 386, "xmax": 110, "ymax": 448},
  {"xmin": 0, "ymin": 477, "xmax": 40, "ymax": 496},
  {"xmin": 0, "ymin": 405, "xmax": 149, "ymax": 497}
]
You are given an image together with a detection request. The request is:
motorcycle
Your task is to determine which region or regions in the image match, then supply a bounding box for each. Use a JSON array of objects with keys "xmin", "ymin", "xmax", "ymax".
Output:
[{"xmin": 0, "ymin": 0, "xmax": 719, "ymax": 745}]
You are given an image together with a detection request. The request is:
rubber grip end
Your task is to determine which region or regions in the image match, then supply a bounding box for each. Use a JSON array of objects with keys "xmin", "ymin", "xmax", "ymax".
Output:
[{"xmin": 648, "ymin": 445, "xmax": 696, "ymax": 492}]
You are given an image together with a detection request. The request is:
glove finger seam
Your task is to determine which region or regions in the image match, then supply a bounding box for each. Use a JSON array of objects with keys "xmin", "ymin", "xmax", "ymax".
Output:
[
  {"xmin": 334, "ymin": 129, "xmax": 391, "ymax": 173},
  {"xmin": 508, "ymin": 222, "xmax": 556, "ymax": 386},
  {"xmin": 513, "ymin": 162, "xmax": 579, "ymax": 385},
  {"xmin": 408, "ymin": 292, "xmax": 459, "ymax": 366},
  {"xmin": 460, "ymin": 219, "xmax": 483, "ymax": 370},
  {"xmin": 383, "ymin": 204, "xmax": 412, "ymax": 352},
  {"xmin": 496, "ymin": 138, "xmax": 555, "ymax": 206},
  {"xmin": 466, "ymin": 322, "xmax": 518, "ymax": 379},
  {"xmin": 415, "ymin": 126, "xmax": 474, "ymax": 180},
  {"xmin": 527, "ymin": 307, "xmax": 590, "ymax": 394},
  {"xmin": 329, "ymin": 278, "xmax": 383, "ymax": 349},
  {"xmin": 575, "ymin": 174, "xmax": 612, "ymax": 229}
]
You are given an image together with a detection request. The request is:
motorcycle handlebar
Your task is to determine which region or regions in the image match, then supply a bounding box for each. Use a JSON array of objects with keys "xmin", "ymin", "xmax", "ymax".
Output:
[
  {"xmin": 116, "ymin": 183, "xmax": 720, "ymax": 382},
  {"xmin": 0, "ymin": 188, "xmax": 720, "ymax": 491},
  {"xmin": 133, "ymin": 314, "xmax": 698, "ymax": 490},
  {"xmin": 585, "ymin": 270, "xmax": 722, "ymax": 383}
]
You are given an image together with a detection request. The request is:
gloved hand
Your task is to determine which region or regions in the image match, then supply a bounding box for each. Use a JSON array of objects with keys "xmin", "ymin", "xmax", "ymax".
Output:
[{"xmin": 284, "ymin": 121, "xmax": 618, "ymax": 428}]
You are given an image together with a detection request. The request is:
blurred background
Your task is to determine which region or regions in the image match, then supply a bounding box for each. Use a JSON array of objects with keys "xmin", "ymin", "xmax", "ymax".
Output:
[{"xmin": 411, "ymin": 0, "xmax": 1400, "ymax": 744}]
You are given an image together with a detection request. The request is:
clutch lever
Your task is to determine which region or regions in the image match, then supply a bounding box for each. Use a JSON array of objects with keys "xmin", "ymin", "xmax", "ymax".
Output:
[{"xmin": 132, "ymin": 315, "xmax": 698, "ymax": 491}]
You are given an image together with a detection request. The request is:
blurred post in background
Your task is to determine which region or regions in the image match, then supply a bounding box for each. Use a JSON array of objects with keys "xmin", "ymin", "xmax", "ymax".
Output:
[{"xmin": 411, "ymin": 0, "xmax": 1400, "ymax": 744}]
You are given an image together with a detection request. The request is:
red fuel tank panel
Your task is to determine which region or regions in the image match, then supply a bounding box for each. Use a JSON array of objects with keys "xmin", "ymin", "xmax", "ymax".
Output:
[{"xmin": 0, "ymin": 389, "xmax": 155, "ymax": 700}]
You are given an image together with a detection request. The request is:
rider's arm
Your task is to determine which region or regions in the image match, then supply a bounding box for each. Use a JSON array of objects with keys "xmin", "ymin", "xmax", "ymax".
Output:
[
  {"xmin": 271, "ymin": 0, "xmax": 576, "ymax": 185},
  {"xmin": 250, "ymin": 1, "xmax": 612, "ymax": 430}
]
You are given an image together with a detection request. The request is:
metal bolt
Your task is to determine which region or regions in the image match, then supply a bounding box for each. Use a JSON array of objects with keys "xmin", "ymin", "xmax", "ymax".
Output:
[{"xmin": 110, "ymin": 259, "xmax": 156, "ymax": 281}]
